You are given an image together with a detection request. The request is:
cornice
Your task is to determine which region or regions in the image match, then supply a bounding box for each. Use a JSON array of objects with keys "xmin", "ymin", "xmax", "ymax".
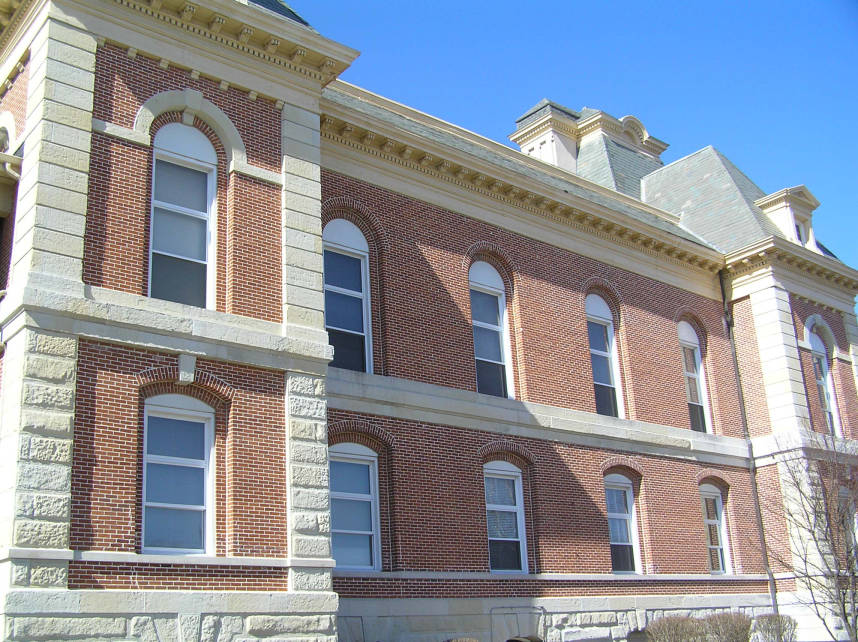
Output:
[
  {"xmin": 725, "ymin": 236, "xmax": 858, "ymax": 294},
  {"xmin": 754, "ymin": 185, "xmax": 819, "ymax": 213},
  {"xmin": 0, "ymin": 0, "xmax": 35, "ymax": 51},
  {"xmin": 98, "ymin": 0, "xmax": 357, "ymax": 86},
  {"xmin": 320, "ymin": 111, "xmax": 724, "ymax": 276}
]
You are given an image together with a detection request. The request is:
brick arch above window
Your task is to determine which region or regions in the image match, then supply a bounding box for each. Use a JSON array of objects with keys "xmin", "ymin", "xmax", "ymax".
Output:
[
  {"xmin": 133, "ymin": 88, "xmax": 246, "ymax": 170},
  {"xmin": 135, "ymin": 366, "xmax": 235, "ymax": 408},
  {"xmin": 696, "ymin": 470, "xmax": 732, "ymax": 494},
  {"xmin": 674, "ymin": 309, "xmax": 710, "ymax": 355},
  {"xmin": 477, "ymin": 439, "xmax": 536, "ymax": 468},
  {"xmin": 582, "ymin": 278, "xmax": 624, "ymax": 326},
  {"xmin": 462, "ymin": 242, "xmax": 517, "ymax": 296},
  {"xmin": 322, "ymin": 197, "xmax": 389, "ymax": 257},
  {"xmin": 328, "ymin": 419, "xmax": 395, "ymax": 453},
  {"xmin": 600, "ymin": 456, "xmax": 645, "ymax": 479}
]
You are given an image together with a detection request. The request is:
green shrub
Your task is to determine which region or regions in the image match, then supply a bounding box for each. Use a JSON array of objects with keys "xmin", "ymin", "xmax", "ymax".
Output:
[
  {"xmin": 704, "ymin": 611, "xmax": 752, "ymax": 641},
  {"xmin": 751, "ymin": 614, "xmax": 797, "ymax": 642},
  {"xmin": 645, "ymin": 615, "xmax": 706, "ymax": 642}
]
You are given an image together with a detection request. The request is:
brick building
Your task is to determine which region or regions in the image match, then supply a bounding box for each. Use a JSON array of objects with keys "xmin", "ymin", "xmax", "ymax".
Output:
[{"xmin": 0, "ymin": 1, "xmax": 856, "ymax": 640}]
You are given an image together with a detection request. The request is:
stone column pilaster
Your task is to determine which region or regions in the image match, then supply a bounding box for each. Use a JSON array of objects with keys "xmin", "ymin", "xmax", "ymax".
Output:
[
  {"xmin": 749, "ymin": 286, "xmax": 810, "ymax": 435},
  {"xmin": 841, "ymin": 309, "xmax": 858, "ymax": 397}
]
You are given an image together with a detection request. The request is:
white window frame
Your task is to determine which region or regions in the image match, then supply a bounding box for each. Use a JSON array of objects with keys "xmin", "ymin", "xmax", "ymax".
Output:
[
  {"xmin": 329, "ymin": 442, "xmax": 381, "ymax": 571},
  {"xmin": 678, "ymin": 321, "xmax": 713, "ymax": 433},
  {"xmin": 700, "ymin": 484, "xmax": 731, "ymax": 574},
  {"xmin": 469, "ymin": 261, "xmax": 515, "ymax": 399},
  {"xmin": 808, "ymin": 324, "xmax": 842, "ymax": 438},
  {"xmin": 322, "ymin": 220, "xmax": 373, "ymax": 374},
  {"xmin": 142, "ymin": 394, "xmax": 215, "ymax": 555},
  {"xmin": 483, "ymin": 460, "xmax": 528, "ymax": 573},
  {"xmin": 604, "ymin": 473, "xmax": 641, "ymax": 573},
  {"xmin": 586, "ymin": 294, "xmax": 624, "ymax": 419},
  {"xmin": 149, "ymin": 123, "xmax": 217, "ymax": 309}
]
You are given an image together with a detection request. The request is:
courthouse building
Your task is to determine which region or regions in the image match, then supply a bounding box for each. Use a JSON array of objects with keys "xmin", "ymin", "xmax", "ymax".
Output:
[{"xmin": 0, "ymin": 0, "xmax": 857, "ymax": 640}]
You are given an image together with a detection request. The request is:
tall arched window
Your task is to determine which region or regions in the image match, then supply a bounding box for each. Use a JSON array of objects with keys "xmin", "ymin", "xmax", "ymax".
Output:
[
  {"xmin": 808, "ymin": 323, "xmax": 841, "ymax": 437},
  {"xmin": 586, "ymin": 294, "xmax": 623, "ymax": 418},
  {"xmin": 699, "ymin": 483, "xmax": 731, "ymax": 574},
  {"xmin": 469, "ymin": 261, "xmax": 514, "ymax": 398},
  {"xmin": 150, "ymin": 123, "xmax": 217, "ymax": 308},
  {"xmin": 483, "ymin": 460, "xmax": 527, "ymax": 572},
  {"xmin": 329, "ymin": 442, "xmax": 380, "ymax": 570},
  {"xmin": 604, "ymin": 473, "xmax": 640, "ymax": 573},
  {"xmin": 143, "ymin": 394, "xmax": 214, "ymax": 554},
  {"xmin": 322, "ymin": 219, "xmax": 372, "ymax": 373},
  {"xmin": 678, "ymin": 321, "xmax": 711, "ymax": 433}
]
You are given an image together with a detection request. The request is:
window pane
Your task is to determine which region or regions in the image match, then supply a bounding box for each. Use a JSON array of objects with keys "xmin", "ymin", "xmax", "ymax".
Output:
[
  {"xmin": 152, "ymin": 208, "xmax": 206, "ymax": 261},
  {"xmin": 470, "ymin": 289, "xmax": 500, "ymax": 325},
  {"xmin": 329, "ymin": 329, "xmax": 367, "ymax": 372},
  {"xmin": 709, "ymin": 548, "xmax": 724, "ymax": 572},
  {"xmin": 473, "ymin": 326, "xmax": 503, "ymax": 362},
  {"xmin": 330, "ymin": 460, "xmax": 371, "ymax": 494},
  {"xmin": 608, "ymin": 517, "xmax": 630, "ymax": 544},
  {"xmin": 324, "ymin": 250, "xmax": 362, "ymax": 292},
  {"xmin": 689, "ymin": 403, "xmax": 706, "ymax": 432},
  {"xmin": 146, "ymin": 463, "xmax": 204, "ymax": 505},
  {"xmin": 489, "ymin": 539, "xmax": 521, "ymax": 571},
  {"xmin": 150, "ymin": 253, "xmax": 206, "ymax": 307},
  {"xmin": 587, "ymin": 321, "xmax": 608, "ymax": 352},
  {"xmin": 591, "ymin": 354, "xmax": 612, "ymax": 385},
  {"xmin": 707, "ymin": 523, "xmax": 721, "ymax": 547},
  {"xmin": 476, "ymin": 360, "xmax": 507, "ymax": 397},
  {"xmin": 487, "ymin": 510, "xmax": 518, "ymax": 538},
  {"xmin": 611, "ymin": 544, "xmax": 635, "ymax": 572},
  {"xmin": 332, "ymin": 498, "xmax": 372, "ymax": 532},
  {"xmin": 683, "ymin": 347, "xmax": 698, "ymax": 374},
  {"xmin": 325, "ymin": 291, "xmax": 364, "ymax": 333},
  {"xmin": 605, "ymin": 488, "xmax": 628, "ymax": 514},
  {"xmin": 703, "ymin": 497, "xmax": 718, "ymax": 521},
  {"xmin": 332, "ymin": 533, "xmax": 372, "ymax": 567},
  {"xmin": 594, "ymin": 384, "xmax": 619, "ymax": 417},
  {"xmin": 144, "ymin": 506, "xmax": 203, "ymax": 550},
  {"xmin": 485, "ymin": 476, "xmax": 516, "ymax": 506},
  {"xmin": 817, "ymin": 383, "xmax": 829, "ymax": 411},
  {"xmin": 686, "ymin": 377, "xmax": 701, "ymax": 404},
  {"xmin": 154, "ymin": 160, "xmax": 208, "ymax": 212},
  {"xmin": 146, "ymin": 416, "xmax": 205, "ymax": 459}
]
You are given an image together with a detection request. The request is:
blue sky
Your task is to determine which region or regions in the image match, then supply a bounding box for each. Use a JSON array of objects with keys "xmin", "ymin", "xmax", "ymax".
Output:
[{"xmin": 301, "ymin": 1, "xmax": 858, "ymax": 272}]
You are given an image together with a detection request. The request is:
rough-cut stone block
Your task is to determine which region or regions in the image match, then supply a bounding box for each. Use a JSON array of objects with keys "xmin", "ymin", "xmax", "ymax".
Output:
[
  {"xmin": 29, "ymin": 561, "xmax": 68, "ymax": 587},
  {"xmin": 27, "ymin": 332, "xmax": 76, "ymax": 358},
  {"xmin": 289, "ymin": 397, "xmax": 326, "ymax": 420},
  {"xmin": 289, "ymin": 420, "xmax": 327, "ymax": 441},
  {"xmin": 291, "ymin": 567, "xmax": 333, "ymax": 592},
  {"xmin": 292, "ymin": 464, "xmax": 328, "ymax": 489},
  {"xmin": 246, "ymin": 615, "xmax": 333, "ymax": 636},
  {"xmin": 292, "ymin": 489, "xmax": 329, "ymax": 510},
  {"xmin": 17, "ymin": 492, "xmax": 70, "ymax": 519},
  {"xmin": 9, "ymin": 616, "xmax": 126, "ymax": 639},
  {"xmin": 22, "ymin": 383, "xmax": 75, "ymax": 411},
  {"xmin": 18, "ymin": 461, "xmax": 70, "ymax": 492},
  {"xmin": 20, "ymin": 409, "xmax": 74, "ymax": 435},
  {"xmin": 28, "ymin": 436, "xmax": 72, "ymax": 463},
  {"xmin": 179, "ymin": 613, "xmax": 201, "ymax": 642},
  {"xmin": 11, "ymin": 561, "xmax": 29, "ymax": 586},
  {"xmin": 14, "ymin": 519, "xmax": 68, "ymax": 547},
  {"xmin": 292, "ymin": 534, "xmax": 331, "ymax": 558},
  {"xmin": 291, "ymin": 443, "xmax": 327, "ymax": 465},
  {"xmin": 24, "ymin": 354, "xmax": 75, "ymax": 384}
]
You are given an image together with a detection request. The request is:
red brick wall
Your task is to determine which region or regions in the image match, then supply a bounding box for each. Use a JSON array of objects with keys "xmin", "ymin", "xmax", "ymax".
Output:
[
  {"xmin": 327, "ymin": 408, "xmax": 771, "ymax": 583},
  {"xmin": 71, "ymin": 341, "xmax": 287, "ymax": 567},
  {"xmin": 0, "ymin": 61, "xmax": 28, "ymax": 145},
  {"xmin": 732, "ymin": 297, "xmax": 772, "ymax": 437},
  {"xmin": 84, "ymin": 46, "xmax": 281, "ymax": 322},
  {"xmin": 322, "ymin": 170, "xmax": 744, "ymax": 437},
  {"xmin": 756, "ymin": 464, "xmax": 793, "ymax": 574}
]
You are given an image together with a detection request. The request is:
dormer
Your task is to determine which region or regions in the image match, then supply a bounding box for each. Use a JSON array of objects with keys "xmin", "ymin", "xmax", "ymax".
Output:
[
  {"xmin": 510, "ymin": 100, "xmax": 668, "ymax": 198},
  {"xmin": 754, "ymin": 186, "xmax": 821, "ymax": 253}
]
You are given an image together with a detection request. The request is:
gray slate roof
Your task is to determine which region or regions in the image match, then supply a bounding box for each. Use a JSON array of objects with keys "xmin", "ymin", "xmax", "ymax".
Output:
[
  {"xmin": 325, "ymin": 86, "xmax": 716, "ymax": 251},
  {"xmin": 577, "ymin": 132, "xmax": 663, "ymax": 200},
  {"xmin": 248, "ymin": 0, "xmax": 310, "ymax": 26},
  {"xmin": 641, "ymin": 146, "xmax": 782, "ymax": 253}
]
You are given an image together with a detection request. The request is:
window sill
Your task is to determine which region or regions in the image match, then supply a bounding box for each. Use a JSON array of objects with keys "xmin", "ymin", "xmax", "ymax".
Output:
[{"xmin": 0, "ymin": 548, "xmax": 335, "ymax": 568}]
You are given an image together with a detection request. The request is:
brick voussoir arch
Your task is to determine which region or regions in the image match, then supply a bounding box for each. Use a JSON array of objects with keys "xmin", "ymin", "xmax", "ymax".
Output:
[
  {"xmin": 477, "ymin": 439, "xmax": 536, "ymax": 467},
  {"xmin": 462, "ymin": 241, "xmax": 518, "ymax": 295},
  {"xmin": 582, "ymin": 277, "xmax": 624, "ymax": 324},
  {"xmin": 328, "ymin": 419, "xmax": 395, "ymax": 451},
  {"xmin": 322, "ymin": 196, "xmax": 390, "ymax": 256},
  {"xmin": 696, "ymin": 469, "xmax": 733, "ymax": 490},
  {"xmin": 600, "ymin": 455, "xmax": 645, "ymax": 478},
  {"xmin": 674, "ymin": 307, "xmax": 712, "ymax": 353},
  {"xmin": 135, "ymin": 366, "xmax": 236, "ymax": 408}
]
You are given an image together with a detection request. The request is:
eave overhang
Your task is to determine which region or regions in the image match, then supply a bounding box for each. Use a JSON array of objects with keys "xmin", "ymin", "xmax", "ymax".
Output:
[
  {"xmin": 754, "ymin": 185, "xmax": 820, "ymax": 213},
  {"xmin": 322, "ymin": 83, "xmax": 724, "ymax": 276},
  {"xmin": 725, "ymin": 236, "xmax": 858, "ymax": 294}
]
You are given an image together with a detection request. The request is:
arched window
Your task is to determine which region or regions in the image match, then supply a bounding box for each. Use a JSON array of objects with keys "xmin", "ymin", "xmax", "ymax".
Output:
[
  {"xmin": 469, "ymin": 261, "xmax": 514, "ymax": 398},
  {"xmin": 483, "ymin": 460, "xmax": 527, "ymax": 572},
  {"xmin": 808, "ymin": 323, "xmax": 841, "ymax": 437},
  {"xmin": 838, "ymin": 487, "xmax": 857, "ymax": 558},
  {"xmin": 150, "ymin": 123, "xmax": 217, "ymax": 308},
  {"xmin": 329, "ymin": 442, "xmax": 380, "ymax": 570},
  {"xmin": 604, "ymin": 473, "xmax": 640, "ymax": 572},
  {"xmin": 143, "ymin": 394, "xmax": 214, "ymax": 554},
  {"xmin": 586, "ymin": 294, "xmax": 623, "ymax": 418},
  {"xmin": 699, "ymin": 483, "xmax": 731, "ymax": 574},
  {"xmin": 678, "ymin": 321, "xmax": 711, "ymax": 433},
  {"xmin": 322, "ymin": 219, "xmax": 373, "ymax": 373}
]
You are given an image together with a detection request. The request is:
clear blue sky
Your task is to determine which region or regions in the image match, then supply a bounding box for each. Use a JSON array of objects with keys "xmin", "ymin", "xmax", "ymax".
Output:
[{"xmin": 300, "ymin": 1, "xmax": 858, "ymax": 272}]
